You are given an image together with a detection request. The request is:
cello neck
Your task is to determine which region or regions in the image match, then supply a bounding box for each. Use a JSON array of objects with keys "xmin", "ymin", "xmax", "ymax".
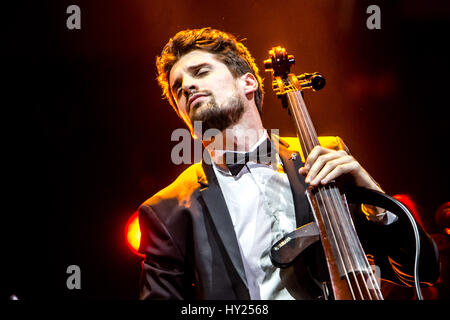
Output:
[{"xmin": 286, "ymin": 89, "xmax": 319, "ymax": 156}]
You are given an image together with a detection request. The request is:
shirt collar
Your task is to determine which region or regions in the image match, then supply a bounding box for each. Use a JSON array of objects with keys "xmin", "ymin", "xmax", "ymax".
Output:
[{"xmin": 210, "ymin": 130, "xmax": 284, "ymax": 176}]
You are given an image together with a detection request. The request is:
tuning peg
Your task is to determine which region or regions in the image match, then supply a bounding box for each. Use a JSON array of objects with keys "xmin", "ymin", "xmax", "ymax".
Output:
[{"xmin": 310, "ymin": 74, "xmax": 326, "ymax": 91}]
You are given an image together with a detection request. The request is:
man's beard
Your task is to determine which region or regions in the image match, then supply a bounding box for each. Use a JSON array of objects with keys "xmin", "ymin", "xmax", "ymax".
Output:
[{"xmin": 190, "ymin": 93, "xmax": 245, "ymax": 136}]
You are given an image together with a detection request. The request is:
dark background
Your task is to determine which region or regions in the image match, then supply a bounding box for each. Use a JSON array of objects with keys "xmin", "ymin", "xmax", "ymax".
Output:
[{"xmin": 3, "ymin": 0, "xmax": 449, "ymax": 300}]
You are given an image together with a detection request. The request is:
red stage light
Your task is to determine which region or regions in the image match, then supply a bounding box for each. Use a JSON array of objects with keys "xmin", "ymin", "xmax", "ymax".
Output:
[
  {"xmin": 393, "ymin": 194, "xmax": 424, "ymax": 228},
  {"xmin": 125, "ymin": 211, "xmax": 144, "ymax": 257}
]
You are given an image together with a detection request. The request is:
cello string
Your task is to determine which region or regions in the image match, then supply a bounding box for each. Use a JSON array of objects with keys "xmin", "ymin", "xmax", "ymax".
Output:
[
  {"xmin": 287, "ymin": 91, "xmax": 357, "ymax": 298},
  {"xmin": 333, "ymin": 188, "xmax": 375, "ymax": 299},
  {"xmin": 343, "ymin": 205, "xmax": 383, "ymax": 299},
  {"xmin": 291, "ymin": 88, "xmax": 376, "ymax": 299},
  {"xmin": 286, "ymin": 85, "xmax": 382, "ymax": 299},
  {"xmin": 288, "ymin": 91, "xmax": 359, "ymax": 297},
  {"xmin": 292, "ymin": 90, "xmax": 318, "ymax": 153},
  {"xmin": 318, "ymin": 186, "xmax": 359, "ymax": 299},
  {"xmin": 272, "ymin": 54, "xmax": 383, "ymax": 299},
  {"xmin": 286, "ymin": 91, "xmax": 357, "ymax": 298},
  {"xmin": 286, "ymin": 91, "xmax": 313, "ymax": 155},
  {"xmin": 329, "ymin": 187, "xmax": 383, "ymax": 299},
  {"xmin": 328, "ymin": 185, "xmax": 375, "ymax": 299},
  {"xmin": 287, "ymin": 91, "xmax": 316, "ymax": 156},
  {"xmin": 290, "ymin": 89, "xmax": 378, "ymax": 299},
  {"xmin": 323, "ymin": 184, "xmax": 366, "ymax": 299}
]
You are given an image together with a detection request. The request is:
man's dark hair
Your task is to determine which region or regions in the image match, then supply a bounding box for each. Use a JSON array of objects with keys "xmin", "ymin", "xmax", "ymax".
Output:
[{"xmin": 156, "ymin": 27, "xmax": 264, "ymax": 117}]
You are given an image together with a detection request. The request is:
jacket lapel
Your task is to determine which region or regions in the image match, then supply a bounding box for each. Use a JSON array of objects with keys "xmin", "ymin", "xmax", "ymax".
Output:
[
  {"xmin": 195, "ymin": 135, "xmax": 312, "ymax": 291},
  {"xmin": 198, "ymin": 157, "xmax": 248, "ymax": 289},
  {"xmin": 273, "ymin": 136, "xmax": 313, "ymax": 228}
]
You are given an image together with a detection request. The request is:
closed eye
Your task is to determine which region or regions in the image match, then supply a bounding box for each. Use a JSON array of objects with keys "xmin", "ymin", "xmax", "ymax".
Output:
[
  {"xmin": 171, "ymin": 63, "xmax": 212, "ymax": 100},
  {"xmin": 195, "ymin": 68, "xmax": 209, "ymax": 77},
  {"xmin": 175, "ymin": 70, "xmax": 209, "ymax": 98}
]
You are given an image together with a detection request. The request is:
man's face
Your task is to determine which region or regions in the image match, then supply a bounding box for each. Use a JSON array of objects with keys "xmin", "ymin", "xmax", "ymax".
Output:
[{"xmin": 169, "ymin": 50, "xmax": 245, "ymax": 136}]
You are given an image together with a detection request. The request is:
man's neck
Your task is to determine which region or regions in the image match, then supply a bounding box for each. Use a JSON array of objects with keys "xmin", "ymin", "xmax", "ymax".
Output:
[{"xmin": 202, "ymin": 108, "xmax": 265, "ymax": 165}]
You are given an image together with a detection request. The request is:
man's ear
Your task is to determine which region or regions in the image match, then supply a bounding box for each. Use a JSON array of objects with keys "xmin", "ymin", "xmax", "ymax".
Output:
[{"xmin": 239, "ymin": 72, "xmax": 258, "ymax": 96}]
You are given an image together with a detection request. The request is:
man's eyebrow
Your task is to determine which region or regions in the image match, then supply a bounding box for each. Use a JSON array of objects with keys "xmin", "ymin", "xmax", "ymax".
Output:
[
  {"xmin": 187, "ymin": 62, "xmax": 211, "ymax": 73},
  {"xmin": 170, "ymin": 62, "xmax": 212, "ymax": 93}
]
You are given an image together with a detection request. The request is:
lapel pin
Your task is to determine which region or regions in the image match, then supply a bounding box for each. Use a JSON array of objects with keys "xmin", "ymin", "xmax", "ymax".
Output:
[{"xmin": 290, "ymin": 153, "xmax": 297, "ymax": 160}]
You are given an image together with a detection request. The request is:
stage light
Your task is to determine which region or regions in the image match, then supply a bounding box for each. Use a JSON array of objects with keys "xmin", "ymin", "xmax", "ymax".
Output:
[
  {"xmin": 125, "ymin": 211, "xmax": 144, "ymax": 257},
  {"xmin": 393, "ymin": 194, "xmax": 424, "ymax": 228}
]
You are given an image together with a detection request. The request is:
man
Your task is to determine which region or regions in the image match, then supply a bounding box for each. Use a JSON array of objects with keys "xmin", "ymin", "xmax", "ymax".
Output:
[{"xmin": 138, "ymin": 27, "xmax": 439, "ymax": 299}]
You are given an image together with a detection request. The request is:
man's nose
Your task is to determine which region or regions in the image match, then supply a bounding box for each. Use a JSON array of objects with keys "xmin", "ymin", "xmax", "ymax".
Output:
[{"xmin": 181, "ymin": 77, "xmax": 198, "ymax": 98}]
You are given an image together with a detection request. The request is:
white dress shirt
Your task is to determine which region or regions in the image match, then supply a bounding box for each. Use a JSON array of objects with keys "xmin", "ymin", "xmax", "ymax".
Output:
[{"xmin": 212, "ymin": 131, "xmax": 296, "ymax": 300}]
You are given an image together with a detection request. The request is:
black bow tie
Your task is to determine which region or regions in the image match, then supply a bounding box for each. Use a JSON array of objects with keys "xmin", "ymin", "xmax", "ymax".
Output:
[{"xmin": 223, "ymin": 138, "xmax": 274, "ymax": 176}]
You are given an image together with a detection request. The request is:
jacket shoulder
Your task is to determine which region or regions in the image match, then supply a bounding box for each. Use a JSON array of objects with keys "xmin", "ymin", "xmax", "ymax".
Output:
[
  {"xmin": 141, "ymin": 162, "xmax": 205, "ymax": 210},
  {"xmin": 279, "ymin": 136, "xmax": 348, "ymax": 162}
]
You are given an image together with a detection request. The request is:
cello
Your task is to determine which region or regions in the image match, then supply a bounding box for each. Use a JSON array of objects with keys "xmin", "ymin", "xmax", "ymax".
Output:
[{"xmin": 265, "ymin": 47, "xmax": 424, "ymax": 300}]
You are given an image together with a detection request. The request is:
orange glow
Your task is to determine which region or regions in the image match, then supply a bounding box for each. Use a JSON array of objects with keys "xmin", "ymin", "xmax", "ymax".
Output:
[
  {"xmin": 388, "ymin": 256, "xmax": 434, "ymax": 287},
  {"xmin": 125, "ymin": 211, "xmax": 144, "ymax": 257}
]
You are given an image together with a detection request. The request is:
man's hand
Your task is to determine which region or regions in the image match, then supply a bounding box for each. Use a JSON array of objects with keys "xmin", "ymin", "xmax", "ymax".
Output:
[{"xmin": 298, "ymin": 146, "xmax": 382, "ymax": 192}]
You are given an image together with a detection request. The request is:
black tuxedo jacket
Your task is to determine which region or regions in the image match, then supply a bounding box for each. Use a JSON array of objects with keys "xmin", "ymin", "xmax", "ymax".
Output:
[{"xmin": 138, "ymin": 136, "xmax": 439, "ymax": 300}]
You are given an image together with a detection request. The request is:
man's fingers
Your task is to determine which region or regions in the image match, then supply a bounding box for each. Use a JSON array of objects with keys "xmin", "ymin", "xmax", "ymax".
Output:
[
  {"xmin": 304, "ymin": 146, "xmax": 328, "ymax": 170},
  {"xmin": 298, "ymin": 167, "xmax": 308, "ymax": 176},
  {"xmin": 305, "ymin": 150, "xmax": 348, "ymax": 184},
  {"xmin": 298, "ymin": 146, "xmax": 382, "ymax": 191},
  {"xmin": 309, "ymin": 156, "xmax": 349, "ymax": 185},
  {"xmin": 320, "ymin": 161, "xmax": 359, "ymax": 185}
]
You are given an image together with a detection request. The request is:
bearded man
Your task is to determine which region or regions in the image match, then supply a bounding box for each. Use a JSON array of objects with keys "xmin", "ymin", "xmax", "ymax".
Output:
[{"xmin": 137, "ymin": 27, "xmax": 439, "ymax": 300}]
